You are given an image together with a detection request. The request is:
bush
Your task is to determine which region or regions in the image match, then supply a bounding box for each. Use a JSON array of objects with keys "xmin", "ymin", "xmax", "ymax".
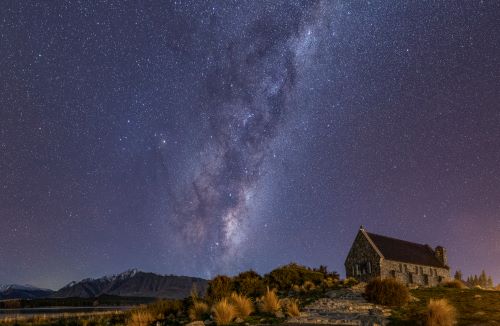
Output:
[
  {"xmin": 264, "ymin": 263, "xmax": 324, "ymax": 291},
  {"xmin": 442, "ymin": 280, "xmax": 466, "ymax": 289},
  {"xmin": 230, "ymin": 292, "xmax": 254, "ymax": 318},
  {"xmin": 207, "ymin": 275, "xmax": 234, "ymax": 302},
  {"xmin": 342, "ymin": 277, "xmax": 359, "ymax": 287},
  {"xmin": 302, "ymin": 280, "xmax": 316, "ymax": 292},
  {"xmin": 233, "ymin": 270, "xmax": 266, "ymax": 298},
  {"xmin": 365, "ymin": 278, "xmax": 409, "ymax": 306},
  {"xmin": 425, "ymin": 298, "xmax": 457, "ymax": 326},
  {"xmin": 258, "ymin": 288, "xmax": 281, "ymax": 315},
  {"xmin": 321, "ymin": 277, "xmax": 338, "ymax": 289},
  {"xmin": 283, "ymin": 298, "xmax": 300, "ymax": 317},
  {"xmin": 212, "ymin": 298, "xmax": 236, "ymax": 325},
  {"xmin": 189, "ymin": 301, "xmax": 210, "ymax": 321},
  {"xmin": 147, "ymin": 299, "xmax": 184, "ymax": 319}
]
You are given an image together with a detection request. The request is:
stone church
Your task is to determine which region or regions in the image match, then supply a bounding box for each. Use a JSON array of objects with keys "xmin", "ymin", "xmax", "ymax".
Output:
[{"xmin": 345, "ymin": 226, "xmax": 450, "ymax": 286}]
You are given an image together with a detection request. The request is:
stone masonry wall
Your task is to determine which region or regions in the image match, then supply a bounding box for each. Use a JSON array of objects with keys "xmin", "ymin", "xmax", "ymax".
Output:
[
  {"xmin": 345, "ymin": 231, "xmax": 381, "ymax": 282},
  {"xmin": 380, "ymin": 259, "xmax": 450, "ymax": 286}
]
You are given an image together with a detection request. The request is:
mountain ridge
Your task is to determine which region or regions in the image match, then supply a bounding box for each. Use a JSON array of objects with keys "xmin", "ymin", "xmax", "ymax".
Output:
[{"xmin": 52, "ymin": 269, "xmax": 208, "ymax": 299}]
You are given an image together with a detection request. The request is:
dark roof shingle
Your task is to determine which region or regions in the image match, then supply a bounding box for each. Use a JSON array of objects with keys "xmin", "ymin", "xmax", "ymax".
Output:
[{"xmin": 366, "ymin": 232, "xmax": 446, "ymax": 268}]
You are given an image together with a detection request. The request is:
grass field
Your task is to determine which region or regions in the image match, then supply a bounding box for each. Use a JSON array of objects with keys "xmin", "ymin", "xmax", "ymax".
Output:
[{"xmin": 390, "ymin": 287, "xmax": 500, "ymax": 325}]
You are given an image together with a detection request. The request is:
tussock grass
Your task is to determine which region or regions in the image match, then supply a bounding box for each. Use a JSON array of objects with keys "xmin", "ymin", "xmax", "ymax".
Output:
[
  {"xmin": 128, "ymin": 308, "xmax": 155, "ymax": 326},
  {"xmin": 283, "ymin": 298, "xmax": 300, "ymax": 317},
  {"xmin": 230, "ymin": 292, "xmax": 254, "ymax": 318},
  {"xmin": 425, "ymin": 298, "xmax": 457, "ymax": 326},
  {"xmin": 365, "ymin": 278, "xmax": 409, "ymax": 306},
  {"xmin": 212, "ymin": 298, "xmax": 236, "ymax": 325},
  {"xmin": 189, "ymin": 301, "xmax": 210, "ymax": 321},
  {"xmin": 302, "ymin": 280, "xmax": 316, "ymax": 292},
  {"xmin": 258, "ymin": 288, "xmax": 281, "ymax": 315}
]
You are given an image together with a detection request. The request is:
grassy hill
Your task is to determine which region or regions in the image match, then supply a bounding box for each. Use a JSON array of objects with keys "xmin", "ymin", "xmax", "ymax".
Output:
[{"xmin": 390, "ymin": 287, "xmax": 500, "ymax": 325}]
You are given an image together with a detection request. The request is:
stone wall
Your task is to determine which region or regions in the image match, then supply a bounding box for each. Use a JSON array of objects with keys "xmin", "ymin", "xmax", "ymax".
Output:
[
  {"xmin": 380, "ymin": 259, "xmax": 450, "ymax": 286},
  {"xmin": 345, "ymin": 231, "xmax": 381, "ymax": 282}
]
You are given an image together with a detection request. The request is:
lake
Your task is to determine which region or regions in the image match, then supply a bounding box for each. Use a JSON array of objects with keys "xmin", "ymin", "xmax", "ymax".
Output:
[{"xmin": 0, "ymin": 306, "xmax": 132, "ymax": 318}]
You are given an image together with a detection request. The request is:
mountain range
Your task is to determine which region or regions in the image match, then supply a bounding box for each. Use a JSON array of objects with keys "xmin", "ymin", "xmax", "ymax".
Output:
[
  {"xmin": 0, "ymin": 270, "xmax": 207, "ymax": 300},
  {"xmin": 0, "ymin": 284, "xmax": 54, "ymax": 300}
]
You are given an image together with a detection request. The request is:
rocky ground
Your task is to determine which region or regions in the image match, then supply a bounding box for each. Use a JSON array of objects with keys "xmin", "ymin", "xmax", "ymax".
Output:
[{"xmin": 286, "ymin": 284, "xmax": 391, "ymax": 326}]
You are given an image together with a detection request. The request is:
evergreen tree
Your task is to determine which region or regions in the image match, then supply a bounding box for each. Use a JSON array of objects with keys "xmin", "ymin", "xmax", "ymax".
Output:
[
  {"xmin": 487, "ymin": 276, "xmax": 494, "ymax": 288},
  {"xmin": 454, "ymin": 270, "xmax": 463, "ymax": 281},
  {"xmin": 479, "ymin": 270, "xmax": 487, "ymax": 287}
]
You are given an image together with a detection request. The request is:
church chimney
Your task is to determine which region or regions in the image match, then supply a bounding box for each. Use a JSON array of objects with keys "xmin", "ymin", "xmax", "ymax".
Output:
[{"xmin": 435, "ymin": 246, "xmax": 447, "ymax": 266}]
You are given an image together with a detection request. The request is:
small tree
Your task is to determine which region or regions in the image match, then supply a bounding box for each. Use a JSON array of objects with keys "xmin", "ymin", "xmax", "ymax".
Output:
[
  {"xmin": 207, "ymin": 275, "xmax": 234, "ymax": 302},
  {"xmin": 453, "ymin": 270, "xmax": 462, "ymax": 281},
  {"xmin": 487, "ymin": 276, "xmax": 494, "ymax": 288},
  {"xmin": 233, "ymin": 270, "xmax": 265, "ymax": 298},
  {"xmin": 479, "ymin": 270, "xmax": 487, "ymax": 287}
]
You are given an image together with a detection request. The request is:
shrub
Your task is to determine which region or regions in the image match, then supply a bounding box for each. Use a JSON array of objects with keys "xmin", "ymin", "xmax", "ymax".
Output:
[
  {"xmin": 189, "ymin": 301, "xmax": 210, "ymax": 321},
  {"xmin": 302, "ymin": 280, "xmax": 316, "ymax": 292},
  {"xmin": 128, "ymin": 308, "xmax": 155, "ymax": 326},
  {"xmin": 283, "ymin": 298, "xmax": 300, "ymax": 317},
  {"xmin": 233, "ymin": 270, "xmax": 266, "ymax": 298},
  {"xmin": 321, "ymin": 277, "xmax": 337, "ymax": 289},
  {"xmin": 442, "ymin": 280, "xmax": 466, "ymax": 289},
  {"xmin": 230, "ymin": 292, "xmax": 254, "ymax": 318},
  {"xmin": 365, "ymin": 278, "xmax": 409, "ymax": 306},
  {"xmin": 425, "ymin": 298, "xmax": 457, "ymax": 326},
  {"xmin": 264, "ymin": 263, "xmax": 324, "ymax": 291},
  {"xmin": 212, "ymin": 298, "xmax": 236, "ymax": 325},
  {"xmin": 258, "ymin": 288, "xmax": 281, "ymax": 315},
  {"xmin": 207, "ymin": 275, "xmax": 234, "ymax": 302},
  {"xmin": 342, "ymin": 277, "xmax": 359, "ymax": 287},
  {"xmin": 147, "ymin": 299, "xmax": 184, "ymax": 319}
]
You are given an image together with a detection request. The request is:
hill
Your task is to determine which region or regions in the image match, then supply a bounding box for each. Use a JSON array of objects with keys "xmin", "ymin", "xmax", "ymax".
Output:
[
  {"xmin": 52, "ymin": 269, "xmax": 207, "ymax": 299},
  {"xmin": 0, "ymin": 284, "xmax": 54, "ymax": 300}
]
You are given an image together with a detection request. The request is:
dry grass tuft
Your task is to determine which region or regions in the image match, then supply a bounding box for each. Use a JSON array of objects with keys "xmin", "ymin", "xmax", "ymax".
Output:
[
  {"xmin": 230, "ymin": 292, "xmax": 254, "ymax": 318},
  {"xmin": 258, "ymin": 288, "xmax": 281, "ymax": 315},
  {"xmin": 302, "ymin": 280, "xmax": 316, "ymax": 292},
  {"xmin": 212, "ymin": 298, "xmax": 236, "ymax": 325},
  {"xmin": 443, "ymin": 280, "xmax": 467, "ymax": 289},
  {"xmin": 189, "ymin": 301, "xmax": 210, "ymax": 321},
  {"xmin": 128, "ymin": 308, "xmax": 155, "ymax": 326},
  {"xmin": 425, "ymin": 298, "xmax": 457, "ymax": 326},
  {"xmin": 283, "ymin": 298, "xmax": 300, "ymax": 317}
]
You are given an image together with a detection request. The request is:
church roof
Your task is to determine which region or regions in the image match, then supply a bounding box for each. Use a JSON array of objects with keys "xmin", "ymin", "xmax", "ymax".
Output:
[{"xmin": 364, "ymin": 231, "xmax": 447, "ymax": 268}]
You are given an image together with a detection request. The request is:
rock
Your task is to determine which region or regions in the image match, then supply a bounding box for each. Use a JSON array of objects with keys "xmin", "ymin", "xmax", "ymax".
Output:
[
  {"xmin": 275, "ymin": 311, "xmax": 285, "ymax": 318},
  {"xmin": 204, "ymin": 320, "xmax": 214, "ymax": 325},
  {"xmin": 259, "ymin": 318, "xmax": 267, "ymax": 323},
  {"xmin": 186, "ymin": 321, "xmax": 205, "ymax": 326},
  {"xmin": 369, "ymin": 308, "xmax": 383, "ymax": 316},
  {"xmin": 234, "ymin": 318, "xmax": 244, "ymax": 323}
]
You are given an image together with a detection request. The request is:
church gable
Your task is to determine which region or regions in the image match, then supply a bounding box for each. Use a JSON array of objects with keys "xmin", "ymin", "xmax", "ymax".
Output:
[{"xmin": 344, "ymin": 227, "xmax": 382, "ymax": 281}]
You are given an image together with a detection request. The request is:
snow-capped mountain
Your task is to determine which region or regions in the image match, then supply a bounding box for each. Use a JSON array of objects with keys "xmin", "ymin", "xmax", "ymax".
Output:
[
  {"xmin": 53, "ymin": 269, "xmax": 207, "ymax": 299},
  {"xmin": 0, "ymin": 284, "xmax": 54, "ymax": 300}
]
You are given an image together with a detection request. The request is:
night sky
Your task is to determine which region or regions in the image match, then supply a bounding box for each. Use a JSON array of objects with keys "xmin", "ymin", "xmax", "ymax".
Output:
[{"xmin": 1, "ymin": 1, "xmax": 499, "ymax": 290}]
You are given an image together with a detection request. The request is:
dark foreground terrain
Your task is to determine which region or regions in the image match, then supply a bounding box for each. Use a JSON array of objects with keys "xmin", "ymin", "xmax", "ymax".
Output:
[{"xmin": 390, "ymin": 287, "xmax": 500, "ymax": 325}]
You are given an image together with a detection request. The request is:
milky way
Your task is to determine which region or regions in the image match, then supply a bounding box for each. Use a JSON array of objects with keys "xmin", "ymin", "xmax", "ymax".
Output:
[
  {"xmin": 1, "ymin": 1, "xmax": 499, "ymax": 288},
  {"xmin": 167, "ymin": 2, "xmax": 329, "ymax": 273}
]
